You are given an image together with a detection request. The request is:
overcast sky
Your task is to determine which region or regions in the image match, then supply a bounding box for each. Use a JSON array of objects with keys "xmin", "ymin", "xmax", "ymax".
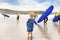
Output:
[{"xmin": 0, "ymin": 0, "xmax": 60, "ymax": 12}]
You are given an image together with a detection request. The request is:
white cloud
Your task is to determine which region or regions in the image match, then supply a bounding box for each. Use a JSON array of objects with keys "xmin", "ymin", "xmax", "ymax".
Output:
[{"xmin": 0, "ymin": 0, "xmax": 60, "ymax": 12}]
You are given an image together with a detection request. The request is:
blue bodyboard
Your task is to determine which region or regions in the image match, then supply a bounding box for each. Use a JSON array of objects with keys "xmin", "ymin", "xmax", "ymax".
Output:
[
  {"xmin": 53, "ymin": 16, "xmax": 58, "ymax": 22},
  {"xmin": 37, "ymin": 5, "xmax": 54, "ymax": 23},
  {"xmin": 2, "ymin": 14, "xmax": 10, "ymax": 17}
]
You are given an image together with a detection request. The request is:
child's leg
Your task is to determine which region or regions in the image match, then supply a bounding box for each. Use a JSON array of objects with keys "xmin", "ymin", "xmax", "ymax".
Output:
[
  {"xmin": 28, "ymin": 32, "xmax": 32, "ymax": 37},
  {"xmin": 28, "ymin": 32, "xmax": 31, "ymax": 37},
  {"xmin": 30, "ymin": 32, "xmax": 32, "ymax": 37},
  {"xmin": 28, "ymin": 32, "xmax": 32, "ymax": 40},
  {"xmin": 28, "ymin": 32, "xmax": 30, "ymax": 36}
]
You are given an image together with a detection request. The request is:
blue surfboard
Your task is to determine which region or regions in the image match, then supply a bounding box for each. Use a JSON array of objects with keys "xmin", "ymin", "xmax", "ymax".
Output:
[
  {"xmin": 53, "ymin": 16, "xmax": 58, "ymax": 22},
  {"xmin": 2, "ymin": 14, "xmax": 10, "ymax": 17},
  {"xmin": 37, "ymin": 5, "xmax": 54, "ymax": 23}
]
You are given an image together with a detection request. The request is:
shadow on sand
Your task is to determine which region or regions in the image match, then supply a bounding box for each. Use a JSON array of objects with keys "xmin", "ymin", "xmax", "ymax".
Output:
[{"xmin": 37, "ymin": 24, "xmax": 52, "ymax": 40}]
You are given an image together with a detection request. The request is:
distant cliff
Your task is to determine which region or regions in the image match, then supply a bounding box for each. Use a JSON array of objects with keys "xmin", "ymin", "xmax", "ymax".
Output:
[{"xmin": 0, "ymin": 9, "xmax": 56, "ymax": 14}]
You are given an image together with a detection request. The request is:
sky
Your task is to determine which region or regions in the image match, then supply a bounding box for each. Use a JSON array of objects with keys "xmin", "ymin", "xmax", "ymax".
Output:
[{"xmin": 0, "ymin": 0, "xmax": 60, "ymax": 12}]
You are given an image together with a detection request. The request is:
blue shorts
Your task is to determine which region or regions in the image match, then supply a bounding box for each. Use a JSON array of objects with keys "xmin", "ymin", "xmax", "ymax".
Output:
[
  {"xmin": 27, "ymin": 27, "xmax": 33, "ymax": 32},
  {"xmin": 27, "ymin": 29, "xmax": 33, "ymax": 32}
]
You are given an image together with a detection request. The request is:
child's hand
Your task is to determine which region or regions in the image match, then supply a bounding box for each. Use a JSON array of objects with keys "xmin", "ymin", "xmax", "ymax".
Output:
[{"xmin": 36, "ymin": 24, "xmax": 40, "ymax": 26}]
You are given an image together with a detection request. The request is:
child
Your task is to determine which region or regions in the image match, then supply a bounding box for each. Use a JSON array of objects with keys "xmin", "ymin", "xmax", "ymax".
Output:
[{"xmin": 26, "ymin": 12, "xmax": 37, "ymax": 38}]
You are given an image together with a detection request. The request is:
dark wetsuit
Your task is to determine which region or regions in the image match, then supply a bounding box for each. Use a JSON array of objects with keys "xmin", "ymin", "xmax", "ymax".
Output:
[
  {"xmin": 44, "ymin": 17, "xmax": 48, "ymax": 24},
  {"xmin": 17, "ymin": 16, "xmax": 19, "ymax": 20},
  {"xmin": 58, "ymin": 16, "xmax": 60, "ymax": 20}
]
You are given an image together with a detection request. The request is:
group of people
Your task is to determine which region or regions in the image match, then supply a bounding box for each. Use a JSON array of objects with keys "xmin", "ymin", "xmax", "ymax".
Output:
[
  {"xmin": 26, "ymin": 11, "xmax": 60, "ymax": 38},
  {"xmin": 2, "ymin": 11, "xmax": 60, "ymax": 39},
  {"xmin": 3, "ymin": 13, "xmax": 20, "ymax": 21},
  {"xmin": 26, "ymin": 12, "xmax": 49, "ymax": 39}
]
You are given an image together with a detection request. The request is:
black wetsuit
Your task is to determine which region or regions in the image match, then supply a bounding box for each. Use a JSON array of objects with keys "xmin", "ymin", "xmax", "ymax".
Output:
[
  {"xmin": 58, "ymin": 16, "xmax": 60, "ymax": 20},
  {"xmin": 44, "ymin": 17, "xmax": 48, "ymax": 24},
  {"xmin": 17, "ymin": 16, "xmax": 19, "ymax": 20}
]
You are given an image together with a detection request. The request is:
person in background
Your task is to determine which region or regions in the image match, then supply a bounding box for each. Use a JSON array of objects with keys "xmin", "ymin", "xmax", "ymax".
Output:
[
  {"xmin": 58, "ymin": 11, "xmax": 60, "ymax": 33},
  {"xmin": 34, "ymin": 13, "xmax": 38, "ymax": 22},
  {"xmin": 58, "ymin": 11, "xmax": 60, "ymax": 22},
  {"xmin": 3, "ymin": 11, "xmax": 6, "ymax": 19},
  {"xmin": 44, "ymin": 14, "xmax": 48, "ymax": 33},
  {"xmin": 16, "ymin": 13, "xmax": 20, "ymax": 23},
  {"xmin": 16, "ymin": 13, "xmax": 19, "ymax": 21}
]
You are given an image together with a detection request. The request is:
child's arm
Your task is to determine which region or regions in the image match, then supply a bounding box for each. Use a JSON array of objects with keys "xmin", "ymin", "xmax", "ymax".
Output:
[
  {"xmin": 34, "ymin": 21, "xmax": 41, "ymax": 27},
  {"xmin": 27, "ymin": 19, "xmax": 29, "ymax": 26},
  {"xmin": 34, "ymin": 20, "xmax": 37, "ymax": 25}
]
